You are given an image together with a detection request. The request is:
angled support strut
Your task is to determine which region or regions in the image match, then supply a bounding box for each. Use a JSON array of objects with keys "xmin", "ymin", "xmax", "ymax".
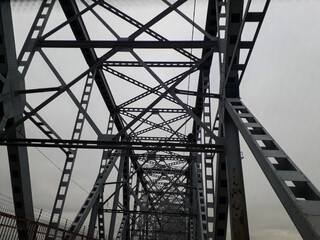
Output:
[{"xmin": 226, "ymin": 98, "xmax": 320, "ymax": 240}]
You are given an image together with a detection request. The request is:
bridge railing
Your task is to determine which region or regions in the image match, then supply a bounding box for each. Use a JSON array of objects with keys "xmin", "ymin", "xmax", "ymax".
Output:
[{"xmin": 0, "ymin": 210, "xmax": 98, "ymax": 240}]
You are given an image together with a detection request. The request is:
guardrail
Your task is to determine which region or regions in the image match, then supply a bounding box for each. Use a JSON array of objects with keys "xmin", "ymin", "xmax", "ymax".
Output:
[{"xmin": 0, "ymin": 211, "xmax": 97, "ymax": 240}]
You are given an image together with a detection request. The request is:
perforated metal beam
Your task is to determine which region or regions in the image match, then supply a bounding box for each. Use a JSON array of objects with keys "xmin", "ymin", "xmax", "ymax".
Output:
[
  {"xmin": 226, "ymin": 98, "xmax": 320, "ymax": 240},
  {"xmin": 37, "ymin": 40, "xmax": 218, "ymax": 49}
]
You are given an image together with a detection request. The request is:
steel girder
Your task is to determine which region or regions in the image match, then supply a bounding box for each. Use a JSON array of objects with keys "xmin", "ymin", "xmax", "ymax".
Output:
[
  {"xmin": 1, "ymin": 1, "xmax": 320, "ymax": 240},
  {"xmin": 0, "ymin": 2, "xmax": 34, "ymax": 240},
  {"xmin": 226, "ymin": 98, "xmax": 320, "ymax": 239}
]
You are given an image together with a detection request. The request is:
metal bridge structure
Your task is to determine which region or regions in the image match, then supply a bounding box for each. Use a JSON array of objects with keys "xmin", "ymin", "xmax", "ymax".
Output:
[{"xmin": 0, "ymin": 0, "xmax": 320, "ymax": 239}]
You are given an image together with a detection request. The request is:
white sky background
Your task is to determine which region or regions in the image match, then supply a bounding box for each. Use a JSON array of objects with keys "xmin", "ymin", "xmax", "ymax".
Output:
[{"xmin": 0, "ymin": 1, "xmax": 319, "ymax": 240}]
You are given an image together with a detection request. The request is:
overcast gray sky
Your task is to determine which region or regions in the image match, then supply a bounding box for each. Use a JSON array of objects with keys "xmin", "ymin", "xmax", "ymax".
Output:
[{"xmin": 1, "ymin": 1, "xmax": 320, "ymax": 239}]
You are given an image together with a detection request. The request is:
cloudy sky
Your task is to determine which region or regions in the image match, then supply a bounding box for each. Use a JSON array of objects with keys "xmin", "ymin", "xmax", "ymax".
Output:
[
  {"xmin": 1, "ymin": 1, "xmax": 320, "ymax": 239},
  {"xmin": 240, "ymin": 1, "xmax": 320, "ymax": 239}
]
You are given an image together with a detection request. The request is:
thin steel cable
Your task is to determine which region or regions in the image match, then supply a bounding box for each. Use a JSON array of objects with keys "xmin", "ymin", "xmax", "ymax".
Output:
[
  {"xmin": 34, "ymin": 147, "xmax": 90, "ymax": 194},
  {"xmin": 184, "ymin": 0, "xmax": 196, "ymax": 136},
  {"xmin": 3, "ymin": 129, "xmax": 90, "ymax": 195}
]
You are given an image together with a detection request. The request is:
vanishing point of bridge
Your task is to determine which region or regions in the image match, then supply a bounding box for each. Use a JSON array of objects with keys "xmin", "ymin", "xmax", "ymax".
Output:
[{"xmin": 0, "ymin": 0, "xmax": 320, "ymax": 239}]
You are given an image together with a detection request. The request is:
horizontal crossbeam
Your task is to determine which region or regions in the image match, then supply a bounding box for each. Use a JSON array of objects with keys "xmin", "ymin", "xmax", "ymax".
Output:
[
  {"xmin": 0, "ymin": 138, "xmax": 223, "ymax": 153},
  {"xmin": 37, "ymin": 40, "xmax": 219, "ymax": 49},
  {"xmin": 103, "ymin": 61, "xmax": 195, "ymax": 68},
  {"xmin": 175, "ymin": 89, "xmax": 221, "ymax": 99},
  {"xmin": 103, "ymin": 209, "xmax": 195, "ymax": 217}
]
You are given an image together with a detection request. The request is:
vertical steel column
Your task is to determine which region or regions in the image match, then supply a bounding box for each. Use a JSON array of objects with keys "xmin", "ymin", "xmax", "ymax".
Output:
[
  {"xmin": 213, "ymin": 150, "xmax": 229, "ymax": 239},
  {"xmin": 134, "ymin": 194, "xmax": 148, "ymax": 240},
  {"xmin": 188, "ymin": 166, "xmax": 197, "ymax": 240},
  {"xmin": 130, "ymin": 178, "xmax": 140, "ymax": 239},
  {"xmin": 224, "ymin": 0, "xmax": 243, "ymax": 99},
  {"xmin": 89, "ymin": 115, "xmax": 116, "ymax": 240},
  {"xmin": 217, "ymin": 0, "xmax": 250, "ymax": 239},
  {"xmin": 0, "ymin": 2, "xmax": 34, "ymax": 240},
  {"xmin": 192, "ymin": 152, "xmax": 207, "ymax": 240},
  {"xmin": 213, "ymin": 1, "xmax": 230, "ymax": 238},
  {"xmin": 224, "ymin": 111, "xmax": 249, "ymax": 239},
  {"xmin": 122, "ymin": 153, "xmax": 130, "ymax": 239},
  {"xmin": 201, "ymin": 71, "xmax": 215, "ymax": 239},
  {"xmin": 97, "ymin": 194, "xmax": 106, "ymax": 240},
  {"xmin": 107, "ymin": 152, "xmax": 125, "ymax": 240}
]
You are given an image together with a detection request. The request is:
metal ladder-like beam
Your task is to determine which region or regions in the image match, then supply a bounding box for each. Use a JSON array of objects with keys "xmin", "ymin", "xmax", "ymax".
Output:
[
  {"xmin": 225, "ymin": 0, "xmax": 270, "ymax": 86},
  {"xmin": 17, "ymin": 0, "xmax": 56, "ymax": 77},
  {"xmin": 47, "ymin": 72, "xmax": 95, "ymax": 239},
  {"xmin": 89, "ymin": 115, "xmax": 116, "ymax": 240},
  {"xmin": 67, "ymin": 149, "xmax": 121, "ymax": 237},
  {"xmin": 192, "ymin": 152, "xmax": 207, "ymax": 240},
  {"xmin": 68, "ymin": 115, "xmax": 122, "ymax": 237},
  {"xmin": 25, "ymin": 103, "xmax": 68, "ymax": 154},
  {"xmin": 226, "ymin": 98, "xmax": 320, "ymax": 240},
  {"xmin": 107, "ymin": 152, "xmax": 125, "ymax": 240},
  {"xmin": 201, "ymin": 73, "xmax": 215, "ymax": 239},
  {"xmin": 213, "ymin": 1, "xmax": 230, "ymax": 237}
]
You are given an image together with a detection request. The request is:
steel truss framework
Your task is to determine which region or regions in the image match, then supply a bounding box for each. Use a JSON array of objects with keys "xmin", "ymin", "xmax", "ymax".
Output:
[{"xmin": 0, "ymin": 0, "xmax": 320, "ymax": 240}]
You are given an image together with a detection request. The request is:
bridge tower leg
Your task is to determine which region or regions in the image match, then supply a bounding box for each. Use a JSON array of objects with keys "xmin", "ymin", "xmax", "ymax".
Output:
[{"xmin": 0, "ymin": 1, "xmax": 34, "ymax": 240}]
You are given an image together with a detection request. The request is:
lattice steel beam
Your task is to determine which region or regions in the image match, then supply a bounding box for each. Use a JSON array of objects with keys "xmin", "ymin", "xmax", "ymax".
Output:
[
  {"xmin": 0, "ymin": 3, "xmax": 34, "ymax": 240},
  {"xmin": 2, "ymin": 1, "xmax": 318, "ymax": 240},
  {"xmin": 0, "ymin": 138, "xmax": 223, "ymax": 153},
  {"xmin": 37, "ymin": 40, "xmax": 218, "ymax": 49},
  {"xmin": 226, "ymin": 98, "xmax": 320, "ymax": 239}
]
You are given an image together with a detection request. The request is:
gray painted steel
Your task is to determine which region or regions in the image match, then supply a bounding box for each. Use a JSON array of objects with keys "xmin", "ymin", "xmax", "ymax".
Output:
[
  {"xmin": 1, "ymin": 0, "xmax": 319, "ymax": 240},
  {"xmin": 226, "ymin": 98, "xmax": 320, "ymax": 239},
  {"xmin": 0, "ymin": 2, "xmax": 34, "ymax": 240}
]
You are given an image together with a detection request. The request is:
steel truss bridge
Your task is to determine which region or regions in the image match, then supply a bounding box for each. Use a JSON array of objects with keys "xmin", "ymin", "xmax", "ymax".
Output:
[{"xmin": 0, "ymin": 0, "xmax": 319, "ymax": 239}]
